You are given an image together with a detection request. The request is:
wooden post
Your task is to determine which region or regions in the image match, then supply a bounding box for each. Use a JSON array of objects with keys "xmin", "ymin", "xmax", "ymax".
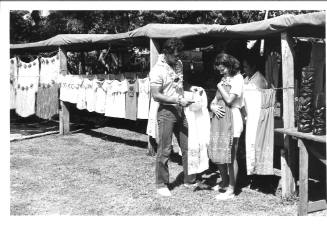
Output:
[
  {"xmin": 298, "ymin": 139, "xmax": 308, "ymax": 215},
  {"xmin": 150, "ymin": 38, "xmax": 160, "ymax": 68},
  {"xmin": 59, "ymin": 47, "xmax": 70, "ymax": 135},
  {"xmin": 147, "ymin": 39, "xmax": 160, "ymax": 156},
  {"xmin": 79, "ymin": 52, "xmax": 86, "ymax": 75},
  {"xmin": 280, "ymin": 32, "xmax": 296, "ymax": 197}
]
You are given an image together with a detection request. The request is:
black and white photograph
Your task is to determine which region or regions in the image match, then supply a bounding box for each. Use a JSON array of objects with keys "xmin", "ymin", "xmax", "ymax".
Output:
[{"xmin": 2, "ymin": 0, "xmax": 327, "ymax": 223}]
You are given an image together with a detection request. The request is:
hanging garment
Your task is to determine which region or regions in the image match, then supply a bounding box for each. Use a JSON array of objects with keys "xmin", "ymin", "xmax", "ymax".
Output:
[
  {"xmin": 229, "ymin": 73, "xmax": 244, "ymax": 138},
  {"xmin": 59, "ymin": 74, "xmax": 68, "ymax": 102},
  {"xmin": 265, "ymin": 52, "xmax": 280, "ymax": 88},
  {"xmin": 137, "ymin": 77, "xmax": 150, "ymax": 119},
  {"xmin": 253, "ymin": 89, "xmax": 275, "ymax": 175},
  {"xmin": 184, "ymin": 88, "xmax": 210, "ymax": 174},
  {"xmin": 71, "ymin": 76, "xmax": 83, "ymax": 104},
  {"xmin": 208, "ymin": 85, "xmax": 234, "ymax": 164},
  {"xmin": 15, "ymin": 59, "xmax": 39, "ymax": 117},
  {"xmin": 35, "ymin": 83, "xmax": 59, "ymax": 120},
  {"xmin": 146, "ymin": 96, "xmax": 159, "ymax": 139},
  {"xmin": 85, "ymin": 78, "xmax": 97, "ymax": 112},
  {"xmin": 36, "ymin": 55, "xmax": 60, "ymax": 119},
  {"xmin": 104, "ymin": 80, "xmax": 128, "ymax": 118},
  {"xmin": 103, "ymin": 80, "xmax": 115, "ymax": 116},
  {"xmin": 39, "ymin": 55, "xmax": 60, "ymax": 84},
  {"xmin": 244, "ymin": 81, "xmax": 262, "ymax": 175},
  {"xmin": 125, "ymin": 76, "xmax": 139, "ymax": 120},
  {"xmin": 76, "ymin": 78, "xmax": 88, "ymax": 110},
  {"xmin": 95, "ymin": 80, "xmax": 107, "ymax": 114},
  {"xmin": 59, "ymin": 75, "xmax": 82, "ymax": 104},
  {"xmin": 10, "ymin": 58, "xmax": 18, "ymax": 109}
]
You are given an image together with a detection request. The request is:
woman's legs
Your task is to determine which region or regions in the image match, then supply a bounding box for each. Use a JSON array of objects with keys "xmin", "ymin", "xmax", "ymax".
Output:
[
  {"xmin": 227, "ymin": 138, "xmax": 239, "ymax": 194},
  {"xmin": 217, "ymin": 164, "xmax": 228, "ymax": 188},
  {"xmin": 216, "ymin": 138, "xmax": 239, "ymax": 199}
]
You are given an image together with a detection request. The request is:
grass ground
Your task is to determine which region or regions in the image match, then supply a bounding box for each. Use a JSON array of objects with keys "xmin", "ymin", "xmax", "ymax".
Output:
[{"xmin": 10, "ymin": 124, "xmax": 327, "ymax": 216}]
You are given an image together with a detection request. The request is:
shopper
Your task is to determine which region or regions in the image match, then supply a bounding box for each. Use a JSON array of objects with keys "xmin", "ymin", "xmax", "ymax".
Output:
[
  {"xmin": 209, "ymin": 53, "xmax": 244, "ymax": 200},
  {"xmin": 150, "ymin": 38, "xmax": 196, "ymax": 197}
]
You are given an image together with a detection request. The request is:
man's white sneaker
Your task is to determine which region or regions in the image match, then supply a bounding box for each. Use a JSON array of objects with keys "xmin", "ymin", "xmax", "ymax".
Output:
[{"xmin": 157, "ymin": 187, "xmax": 172, "ymax": 197}]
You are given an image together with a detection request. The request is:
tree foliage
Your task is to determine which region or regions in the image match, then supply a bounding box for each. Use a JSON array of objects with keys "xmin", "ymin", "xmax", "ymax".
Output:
[{"xmin": 10, "ymin": 10, "xmax": 318, "ymax": 44}]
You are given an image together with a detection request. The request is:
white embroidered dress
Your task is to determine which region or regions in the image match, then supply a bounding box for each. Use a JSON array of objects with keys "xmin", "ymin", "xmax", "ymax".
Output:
[
  {"xmin": 184, "ymin": 88, "xmax": 210, "ymax": 174},
  {"xmin": 15, "ymin": 59, "xmax": 39, "ymax": 117}
]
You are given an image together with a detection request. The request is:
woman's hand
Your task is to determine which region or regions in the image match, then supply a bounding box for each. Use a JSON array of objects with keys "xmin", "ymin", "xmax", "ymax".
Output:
[
  {"xmin": 210, "ymin": 104, "xmax": 225, "ymax": 118},
  {"xmin": 217, "ymin": 81, "xmax": 224, "ymax": 91}
]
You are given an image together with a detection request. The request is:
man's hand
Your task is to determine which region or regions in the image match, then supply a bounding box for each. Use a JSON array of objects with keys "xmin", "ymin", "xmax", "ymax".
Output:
[
  {"xmin": 190, "ymin": 86, "xmax": 199, "ymax": 92},
  {"xmin": 210, "ymin": 104, "xmax": 225, "ymax": 118},
  {"xmin": 179, "ymin": 98, "xmax": 194, "ymax": 107}
]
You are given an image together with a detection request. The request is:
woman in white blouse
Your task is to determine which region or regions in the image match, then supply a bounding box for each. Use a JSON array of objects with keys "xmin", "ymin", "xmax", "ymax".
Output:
[{"xmin": 209, "ymin": 53, "xmax": 244, "ymax": 200}]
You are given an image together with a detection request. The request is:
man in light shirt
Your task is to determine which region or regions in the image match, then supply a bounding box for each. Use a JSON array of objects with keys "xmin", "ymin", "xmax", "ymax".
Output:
[{"xmin": 150, "ymin": 38, "xmax": 196, "ymax": 197}]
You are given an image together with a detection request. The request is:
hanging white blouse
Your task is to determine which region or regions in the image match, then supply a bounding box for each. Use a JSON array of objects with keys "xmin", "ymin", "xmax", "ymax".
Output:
[
  {"xmin": 10, "ymin": 58, "xmax": 18, "ymax": 110},
  {"xmin": 39, "ymin": 55, "xmax": 60, "ymax": 84},
  {"xmin": 85, "ymin": 78, "xmax": 97, "ymax": 112},
  {"xmin": 104, "ymin": 79, "xmax": 128, "ymax": 118},
  {"xmin": 71, "ymin": 76, "xmax": 83, "ymax": 104},
  {"xmin": 59, "ymin": 75, "xmax": 82, "ymax": 104},
  {"xmin": 15, "ymin": 59, "xmax": 40, "ymax": 117},
  {"xmin": 95, "ymin": 80, "xmax": 107, "ymax": 114},
  {"xmin": 76, "ymin": 78, "xmax": 88, "ymax": 110},
  {"xmin": 59, "ymin": 74, "xmax": 69, "ymax": 102},
  {"xmin": 137, "ymin": 77, "xmax": 150, "ymax": 119}
]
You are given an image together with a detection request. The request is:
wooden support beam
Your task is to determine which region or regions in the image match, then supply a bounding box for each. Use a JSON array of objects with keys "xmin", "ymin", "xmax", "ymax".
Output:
[
  {"xmin": 147, "ymin": 39, "xmax": 160, "ymax": 156},
  {"xmin": 280, "ymin": 32, "xmax": 296, "ymax": 197},
  {"xmin": 58, "ymin": 47, "xmax": 70, "ymax": 135},
  {"xmin": 308, "ymin": 200, "xmax": 327, "ymax": 213}
]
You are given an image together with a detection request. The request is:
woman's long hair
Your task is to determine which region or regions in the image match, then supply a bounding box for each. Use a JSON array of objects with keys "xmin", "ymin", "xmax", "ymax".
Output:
[{"xmin": 214, "ymin": 53, "xmax": 240, "ymax": 76}]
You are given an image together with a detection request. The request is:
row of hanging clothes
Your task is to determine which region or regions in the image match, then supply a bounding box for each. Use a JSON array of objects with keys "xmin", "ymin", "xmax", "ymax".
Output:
[
  {"xmin": 10, "ymin": 53, "xmax": 151, "ymax": 121},
  {"xmin": 58, "ymin": 72, "xmax": 150, "ymax": 120},
  {"xmin": 10, "ymin": 54, "xmax": 60, "ymax": 119}
]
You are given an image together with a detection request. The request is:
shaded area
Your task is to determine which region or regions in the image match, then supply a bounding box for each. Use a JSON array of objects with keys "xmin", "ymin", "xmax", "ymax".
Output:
[
  {"xmin": 10, "ymin": 110, "xmax": 59, "ymax": 136},
  {"xmin": 81, "ymin": 129, "xmax": 147, "ymax": 149}
]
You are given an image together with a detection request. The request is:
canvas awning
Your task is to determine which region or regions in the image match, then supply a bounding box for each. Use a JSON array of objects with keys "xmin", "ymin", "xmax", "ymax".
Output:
[{"xmin": 10, "ymin": 11, "xmax": 325, "ymax": 53}]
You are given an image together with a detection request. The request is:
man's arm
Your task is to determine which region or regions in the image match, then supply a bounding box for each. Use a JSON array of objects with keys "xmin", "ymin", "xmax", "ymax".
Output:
[
  {"xmin": 151, "ymin": 86, "xmax": 178, "ymax": 104},
  {"xmin": 151, "ymin": 86, "xmax": 194, "ymax": 107}
]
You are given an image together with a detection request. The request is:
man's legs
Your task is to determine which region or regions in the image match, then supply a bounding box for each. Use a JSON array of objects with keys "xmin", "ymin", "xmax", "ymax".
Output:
[{"xmin": 156, "ymin": 106, "xmax": 176, "ymax": 189}]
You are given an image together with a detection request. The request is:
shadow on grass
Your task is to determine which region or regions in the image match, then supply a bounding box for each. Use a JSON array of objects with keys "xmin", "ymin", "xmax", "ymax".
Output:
[
  {"xmin": 168, "ymin": 172, "xmax": 184, "ymax": 190},
  {"xmin": 81, "ymin": 129, "xmax": 148, "ymax": 148}
]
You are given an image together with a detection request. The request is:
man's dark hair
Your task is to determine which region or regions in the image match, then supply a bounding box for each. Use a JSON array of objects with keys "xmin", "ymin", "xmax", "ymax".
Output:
[
  {"xmin": 214, "ymin": 53, "xmax": 240, "ymax": 76},
  {"xmin": 243, "ymin": 50, "xmax": 260, "ymax": 69},
  {"xmin": 162, "ymin": 38, "xmax": 184, "ymax": 55}
]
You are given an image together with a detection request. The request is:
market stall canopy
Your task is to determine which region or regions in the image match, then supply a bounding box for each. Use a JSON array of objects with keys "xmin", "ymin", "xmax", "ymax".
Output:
[
  {"xmin": 129, "ymin": 11, "xmax": 325, "ymax": 39},
  {"xmin": 10, "ymin": 32, "xmax": 131, "ymax": 53},
  {"xmin": 11, "ymin": 11, "xmax": 325, "ymax": 53}
]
